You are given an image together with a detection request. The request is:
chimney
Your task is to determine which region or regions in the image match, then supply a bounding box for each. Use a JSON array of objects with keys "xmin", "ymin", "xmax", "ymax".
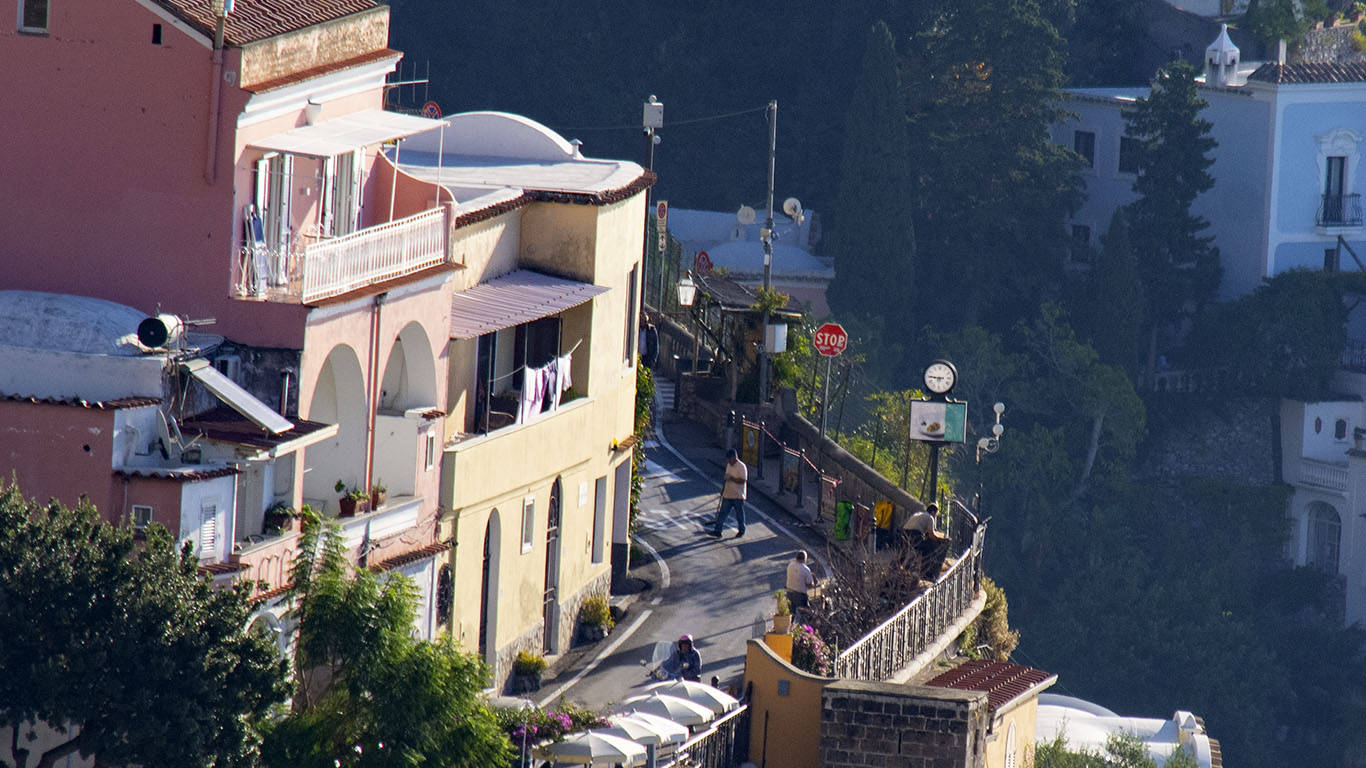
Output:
[{"xmin": 1278, "ymin": 39, "xmax": 1287, "ymax": 65}]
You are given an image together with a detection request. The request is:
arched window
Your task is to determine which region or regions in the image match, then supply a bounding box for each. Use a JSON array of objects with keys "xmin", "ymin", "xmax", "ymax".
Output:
[
  {"xmin": 1336, "ymin": 419, "xmax": 1348, "ymax": 440},
  {"xmin": 1005, "ymin": 720, "xmax": 1018, "ymax": 768},
  {"xmin": 1308, "ymin": 502, "xmax": 1342, "ymax": 575},
  {"xmin": 436, "ymin": 564, "xmax": 453, "ymax": 626}
]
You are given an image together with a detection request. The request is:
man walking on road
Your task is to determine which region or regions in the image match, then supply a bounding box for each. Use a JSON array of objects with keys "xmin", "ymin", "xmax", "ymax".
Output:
[
  {"xmin": 786, "ymin": 550, "xmax": 816, "ymax": 615},
  {"xmin": 711, "ymin": 448, "xmax": 747, "ymax": 538}
]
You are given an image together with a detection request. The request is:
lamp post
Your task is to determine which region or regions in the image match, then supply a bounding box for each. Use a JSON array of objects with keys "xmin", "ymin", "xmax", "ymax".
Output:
[
  {"xmin": 757, "ymin": 99, "xmax": 777, "ymax": 404},
  {"xmin": 676, "ymin": 271, "xmax": 698, "ymax": 375},
  {"xmin": 974, "ymin": 402, "xmax": 1006, "ymax": 515}
]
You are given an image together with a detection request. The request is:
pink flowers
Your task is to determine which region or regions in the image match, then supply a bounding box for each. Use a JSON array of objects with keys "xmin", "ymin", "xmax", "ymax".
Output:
[{"xmin": 791, "ymin": 624, "xmax": 833, "ymax": 676}]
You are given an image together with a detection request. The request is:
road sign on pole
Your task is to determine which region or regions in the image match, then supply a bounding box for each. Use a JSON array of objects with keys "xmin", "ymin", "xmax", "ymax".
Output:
[
  {"xmin": 813, "ymin": 322, "xmax": 848, "ymax": 444},
  {"xmin": 813, "ymin": 323, "xmax": 848, "ymax": 357},
  {"xmin": 656, "ymin": 200, "xmax": 668, "ymax": 254}
]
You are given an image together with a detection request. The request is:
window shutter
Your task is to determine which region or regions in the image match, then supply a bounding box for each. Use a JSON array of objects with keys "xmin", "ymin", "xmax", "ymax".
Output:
[{"xmin": 200, "ymin": 501, "xmax": 218, "ymax": 557}]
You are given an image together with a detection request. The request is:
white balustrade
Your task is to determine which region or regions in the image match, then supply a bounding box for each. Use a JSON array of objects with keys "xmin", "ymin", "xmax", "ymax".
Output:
[
  {"xmin": 1299, "ymin": 458, "xmax": 1349, "ymax": 492},
  {"xmin": 300, "ymin": 206, "xmax": 450, "ymax": 302}
]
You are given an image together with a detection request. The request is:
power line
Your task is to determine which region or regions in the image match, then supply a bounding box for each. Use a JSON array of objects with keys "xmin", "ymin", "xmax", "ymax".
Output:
[{"xmin": 551, "ymin": 103, "xmax": 770, "ymax": 133}]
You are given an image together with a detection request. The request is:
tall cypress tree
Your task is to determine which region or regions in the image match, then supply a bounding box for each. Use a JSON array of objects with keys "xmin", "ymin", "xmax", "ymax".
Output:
[
  {"xmin": 826, "ymin": 21, "xmax": 917, "ymax": 334},
  {"xmin": 1080, "ymin": 209, "xmax": 1145, "ymax": 375},
  {"xmin": 906, "ymin": 0, "xmax": 1082, "ymax": 333},
  {"xmin": 1124, "ymin": 60, "xmax": 1219, "ymax": 369}
]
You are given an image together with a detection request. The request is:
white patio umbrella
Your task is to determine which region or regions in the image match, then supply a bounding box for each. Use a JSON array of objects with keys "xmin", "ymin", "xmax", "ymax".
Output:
[
  {"xmin": 607, "ymin": 712, "xmax": 689, "ymax": 747},
  {"xmin": 618, "ymin": 693, "xmax": 716, "ymax": 728},
  {"xmin": 535, "ymin": 730, "xmax": 647, "ymax": 766},
  {"xmin": 645, "ymin": 679, "xmax": 740, "ymax": 714}
]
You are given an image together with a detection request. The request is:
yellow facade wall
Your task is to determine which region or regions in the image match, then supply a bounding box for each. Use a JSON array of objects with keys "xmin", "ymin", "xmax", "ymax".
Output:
[
  {"xmin": 437, "ymin": 191, "xmax": 645, "ymax": 686},
  {"xmin": 743, "ymin": 639, "xmax": 833, "ymax": 768},
  {"xmin": 986, "ymin": 697, "xmax": 1041, "ymax": 768}
]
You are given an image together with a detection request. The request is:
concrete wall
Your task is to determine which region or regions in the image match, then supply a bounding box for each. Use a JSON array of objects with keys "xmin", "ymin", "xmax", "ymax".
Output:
[
  {"xmin": 0, "ymin": 400, "xmax": 119, "ymax": 514},
  {"xmin": 744, "ymin": 638, "xmax": 833, "ymax": 768},
  {"xmin": 0, "ymin": 347, "xmax": 165, "ymax": 404},
  {"xmin": 820, "ymin": 679, "xmax": 989, "ymax": 768},
  {"xmin": 238, "ymin": 7, "xmax": 389, "ymax": 88}
]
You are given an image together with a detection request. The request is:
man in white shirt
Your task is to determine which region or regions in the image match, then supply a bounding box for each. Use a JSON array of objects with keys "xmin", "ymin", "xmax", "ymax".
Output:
[
  {"xmin": 786, "ymin": 550, "xmax": 816, "ymax": 613},
  {"xmin": 710, "ymin": 448, "xmax": 747, "ymax": 538}
]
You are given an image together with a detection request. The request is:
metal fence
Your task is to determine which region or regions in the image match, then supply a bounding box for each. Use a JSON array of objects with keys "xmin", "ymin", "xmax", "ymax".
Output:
[
  {"xmin": 660, "ymin": 705, "xmax": 749, "ymax": 768},
  {"xmin": 832, "ymin": 518, "xmax": 986, "ymax": 681}
]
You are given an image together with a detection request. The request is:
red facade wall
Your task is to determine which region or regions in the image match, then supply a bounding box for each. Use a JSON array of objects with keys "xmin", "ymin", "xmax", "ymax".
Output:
[
  {"xmin": 0, "ymin": 400, "xmax": 119, "ymax": 516},
  {"xmin": 0, "ymin": 1, "xmax": 306, "ymax": 347}
]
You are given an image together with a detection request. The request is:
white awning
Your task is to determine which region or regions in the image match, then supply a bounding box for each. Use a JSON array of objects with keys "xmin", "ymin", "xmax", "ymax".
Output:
[
  {"xmin": 183, "ymin": 360, "xmax": 294, "ymax": 435},
  {"xmin": 450, "ymin": 270, "xmax": 609, "ymax": 339},
  {"xmin": 247, "ymin": 109, "xmax": 443, "ymax": 158}
]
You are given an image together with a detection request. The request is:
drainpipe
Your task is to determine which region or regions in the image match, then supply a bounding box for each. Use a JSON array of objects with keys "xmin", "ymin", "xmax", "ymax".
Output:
[
  {"xmin": 365, "ymin": 293, "xmax": 388, "ymax": 503},
  {"xmin": 204, "ymin": 10, "xmax": 227, "ymax": 184}
]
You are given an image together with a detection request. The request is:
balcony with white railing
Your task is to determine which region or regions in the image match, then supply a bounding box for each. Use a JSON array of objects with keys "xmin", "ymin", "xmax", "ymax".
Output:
[
  {"xmin": 232, "ymin": 204, "xmax": 454, "ymax": 304},
  {"xmin": 1298, "ymin": 457, "xmax": 1349, "ymax": 493}
]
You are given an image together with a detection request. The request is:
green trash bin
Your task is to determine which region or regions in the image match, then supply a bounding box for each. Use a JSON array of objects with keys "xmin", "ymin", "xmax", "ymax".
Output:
[{"xmin": 834, "ymin": 501, "xmax": 853, "ymax": 541}]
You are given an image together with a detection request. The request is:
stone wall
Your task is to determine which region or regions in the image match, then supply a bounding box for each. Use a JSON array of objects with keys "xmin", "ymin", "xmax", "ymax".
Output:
[
  {"xmin": 820, "ymin": 680, "xmax": 989, "ymax": 768},
  {"xmin": 1137, "ymin": 397, "xmax": 1279, "ymax": 487},
  {"xmin": 493, "ymin": 569, "xmax": 610, "ymax": 693},
  {"xmin": 555, "ymin": 569, "xmax": 611, "ymax": 656}
]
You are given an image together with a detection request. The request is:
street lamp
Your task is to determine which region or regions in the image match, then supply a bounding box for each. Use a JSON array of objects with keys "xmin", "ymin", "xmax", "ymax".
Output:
[
  {"xmin": 975, "ymin": 402, "xmax": 1005, "ymax": 516},
  {"xmin": 676, "ymin": 271, "xmax": 700, "ymax": 376}
]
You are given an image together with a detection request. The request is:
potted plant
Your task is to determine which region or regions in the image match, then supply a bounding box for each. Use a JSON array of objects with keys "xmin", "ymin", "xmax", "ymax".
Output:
[
  {"xmin": 335, "ymin": 480, "xmax": 370, "ymax": 517},
  {"xmin": 772, "ymin": 589, "xmax": 792, "ymax": 634},
  {"xmin": 370, "ymin": 480, "xmax": 387, "ymax": 508},
  {"xmin": 510, "ymin": 649, "xmax": 548, "ymax": 693},
  {"xmin": 263, "ymin": 502, "xmax": 298, "ymax": 535},
  {"xmin": 577, "ymin": 595, "xmax": 614, "ymax": 643}
]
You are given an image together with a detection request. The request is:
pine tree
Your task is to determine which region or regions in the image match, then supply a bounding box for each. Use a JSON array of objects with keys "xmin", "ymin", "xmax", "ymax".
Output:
[
  {"xmin": 906, "ymin": 0, "xmax": 1083, "ymax": 333},
  {"xmin": 1080, "ymin": 209, "xmax": 1145, "ymax": 375},
  {"xmin": 1124, "ymin": 60, "xmax": 1219, "ymax": 369},
  {"xmin": 826, "ymin": 21, "xmax": 917, "ymax": 332}
]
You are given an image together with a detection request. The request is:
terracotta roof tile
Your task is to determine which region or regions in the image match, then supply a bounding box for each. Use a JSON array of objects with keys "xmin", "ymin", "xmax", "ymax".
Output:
[
  {"xmin": 1248, "ymin": 61, "xmax": 1366, "ymax": 84},
  {"xmin": 372, "ymin": 541, "xmax": 451, "ymax": 572},
  {"xmin": 199, "ymin": 561, "xmax": 251, "ymax": 575},
  {"xmin": 925, "ymin": 660, "xmax": 1057, "ymax": 714},
  {"xmin": 115, "ymin": 466, "xmax": 240, "ymax": 481},
  {"xmin": 0, "ymin": 393, "xmax": 162, "ymax": 410},
  {"xmin": 151, "ymin": 0, "xmax": 380, "ymax": 45}
]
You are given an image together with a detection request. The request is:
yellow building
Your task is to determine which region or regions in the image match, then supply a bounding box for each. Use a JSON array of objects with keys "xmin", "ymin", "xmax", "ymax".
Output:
[{"xmin": 394, "ymin": 112, "xmax": 650, "ymax": 688}]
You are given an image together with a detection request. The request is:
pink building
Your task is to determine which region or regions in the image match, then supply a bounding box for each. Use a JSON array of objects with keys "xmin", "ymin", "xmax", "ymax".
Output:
[
  {"xmin": 0, "ymin": 0, "xmax": 460, "ymax": 637},
  {"xmin": 0, "ymin": 0, "xmax": 651, "ymax": 682}
]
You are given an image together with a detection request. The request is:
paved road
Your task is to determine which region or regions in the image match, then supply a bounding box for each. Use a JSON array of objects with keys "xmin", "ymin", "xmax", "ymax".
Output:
[{"xmin": 537, "ymin": 408, "xmax": 817, "ymax": 711}]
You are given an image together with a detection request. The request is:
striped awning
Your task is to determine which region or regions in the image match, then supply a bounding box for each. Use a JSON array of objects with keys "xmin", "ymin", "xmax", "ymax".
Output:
[{"xmin": 450, "ymin": 270, "xmax": 608, "ymax": 339}]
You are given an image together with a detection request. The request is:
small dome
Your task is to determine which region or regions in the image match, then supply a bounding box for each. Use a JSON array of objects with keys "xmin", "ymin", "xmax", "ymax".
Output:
[
  {"xmin": 0, "ymin": 291, "xmax": 147, "ymax": 356},
  {"xmin": 1206, "ymin": 23, "xmax": 1239, "ymax": 67}
]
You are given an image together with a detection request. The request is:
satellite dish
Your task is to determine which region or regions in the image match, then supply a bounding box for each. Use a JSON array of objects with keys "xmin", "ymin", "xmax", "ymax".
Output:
[
  {"xmin": 736, "ymin": 206, "xmax": 756, "ymax": 226},
  {"xmin": 782, "ymin": 197, "xmax": 804, "ymax": 221},
  {"xmin": 137, "ymin": 314, "xmax": 184, "ymax": 349}
]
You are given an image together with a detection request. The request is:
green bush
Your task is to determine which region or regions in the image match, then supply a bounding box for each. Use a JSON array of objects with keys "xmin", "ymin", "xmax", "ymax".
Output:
[
  {"xmin": 512, "ymin": 649, "xmax": 547, "ymax": 677},
  {"xmin": 579, "ymin": 595, "xmax": 613, "ymax": 630}
]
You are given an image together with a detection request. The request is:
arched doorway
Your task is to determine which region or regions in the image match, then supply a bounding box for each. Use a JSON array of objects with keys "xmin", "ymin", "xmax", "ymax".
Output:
[
  {"xmin": 543, "ymin": 479, "xmax": 562, "ymax": 653},
  {"xmin": 379, "ymin": 321, "xmax": 438, "ymax": 413},
  {"xmin": 304, "ymin": 345, "xmax": 367, "ymax": 513},
  {"xmin": 479, "ymin": 510, "xmax": 500, "ymax": 663},
  {"xmin": 1308, "ymin": 501, "xmax": 1342, "ymax": 575}
]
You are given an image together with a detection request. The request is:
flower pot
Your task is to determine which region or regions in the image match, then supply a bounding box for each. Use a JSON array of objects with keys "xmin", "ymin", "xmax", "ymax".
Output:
[
  {"xmin": 371, "ymin": 490, "xmax": 387, "ymax": 508},
  {"xmin": 264, "ymin": 513, "xmax": 295, "ymax": 534},
  {"xmin": 338, "ymin": 497, "xmax": 358, "ymax": 517},
  {"xmin": 772, "ymin": 614, "xmax": 792, "ymax": 634}
]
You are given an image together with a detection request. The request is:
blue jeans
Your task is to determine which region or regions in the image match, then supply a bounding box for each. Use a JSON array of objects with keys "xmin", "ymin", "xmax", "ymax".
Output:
[{"xmin": 713, "ymin": 498, "xmax": 746, "ymax": 535}]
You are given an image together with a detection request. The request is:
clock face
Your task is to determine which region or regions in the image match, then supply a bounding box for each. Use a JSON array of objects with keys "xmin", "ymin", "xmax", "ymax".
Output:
[{"xmin": 924, "ymin": 361, "xmax": 956, "ymax": 394}]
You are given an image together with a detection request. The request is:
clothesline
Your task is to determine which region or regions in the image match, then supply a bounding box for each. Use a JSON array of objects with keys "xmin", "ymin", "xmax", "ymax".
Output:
[{"xmin": 487, "ymin": 338, "xmax": 584, "ymax": 384}]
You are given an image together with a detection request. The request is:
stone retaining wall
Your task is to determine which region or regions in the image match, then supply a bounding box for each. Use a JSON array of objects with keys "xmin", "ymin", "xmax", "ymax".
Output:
[{"xmin": 820, "ymin": 680, "xmax": 988, "ymax": 768}]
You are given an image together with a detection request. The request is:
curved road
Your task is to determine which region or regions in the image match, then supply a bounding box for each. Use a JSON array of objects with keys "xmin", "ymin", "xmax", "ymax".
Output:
[{"xmin": 537, "ymin": 413, "xmax": 821, "ymax": 710}]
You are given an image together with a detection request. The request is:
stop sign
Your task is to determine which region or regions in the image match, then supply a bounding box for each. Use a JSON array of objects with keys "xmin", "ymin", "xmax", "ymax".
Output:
[{"xmin": 813, "ymin": 322, "xmax": 848, "ymax": 357}]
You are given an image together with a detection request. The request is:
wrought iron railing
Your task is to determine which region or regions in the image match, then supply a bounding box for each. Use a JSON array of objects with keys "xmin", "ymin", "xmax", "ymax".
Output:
[
  {"xmin": 660, "ymin": 705, "xmax": 748, "ymax": 768},
  {"xmin": 833, "ymin": 520, "xmax": 986, "ymax": 681},
  {"xmin": 1318, "ymin": 193, "xmax": 1363, "ymax": 228}
]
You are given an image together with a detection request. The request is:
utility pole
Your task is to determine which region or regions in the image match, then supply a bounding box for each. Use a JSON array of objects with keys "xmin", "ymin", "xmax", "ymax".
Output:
[{"xmin": 758, "ymin": 99, "xmax": 777, "ymax": 404}]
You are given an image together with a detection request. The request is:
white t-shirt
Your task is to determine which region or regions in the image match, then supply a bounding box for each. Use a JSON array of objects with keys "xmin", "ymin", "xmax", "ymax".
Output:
[
  {"xmin": 786, "ymin": 559, "xmax": 815, "ymax": 595},
  {"xmin": 722, "ymin": 460, "xmax": 748, "ymax": 500}
]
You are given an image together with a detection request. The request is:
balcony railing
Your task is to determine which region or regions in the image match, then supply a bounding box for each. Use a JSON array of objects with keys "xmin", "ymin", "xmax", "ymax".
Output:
[
  {"xmin": 1343, "ymin": 339, "xmax": 1366, "ymax": 372},
  {"xmin": 1317, "ymin": 193, "xmax": 1363, "ymax": 228},
  {"xmin": 234, "ymin": 206, "xmax": 452, "ymax": 303},
  {"xmin": 660, "ymin": 706, "xmax": 749, "ymax": 768},
  {"xmin": 833, "ymin": 518, "xmax": 986, "ymax": 681},
  {"xmin": 302, "ymin": 207, "xmax": 451, "ymax": 302},
  {"xmin": 1299, "ymin": 458, "xmax": 1348, "ymax": 493}
]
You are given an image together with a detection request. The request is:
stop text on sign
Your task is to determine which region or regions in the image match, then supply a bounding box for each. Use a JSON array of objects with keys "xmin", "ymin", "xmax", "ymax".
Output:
[{"xmin": 813, "ymin": 322, "xmax": 848, "ymax": 357}]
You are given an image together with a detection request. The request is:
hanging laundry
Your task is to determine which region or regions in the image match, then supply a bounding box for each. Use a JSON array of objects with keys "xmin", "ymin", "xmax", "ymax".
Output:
[
  {"xmin": 549, "ymin": 352, "xmax": 573, "ymax": 410},
  {"xmin": 517, "ymin": 364, "xmax": 545, "ymax": 424}
]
